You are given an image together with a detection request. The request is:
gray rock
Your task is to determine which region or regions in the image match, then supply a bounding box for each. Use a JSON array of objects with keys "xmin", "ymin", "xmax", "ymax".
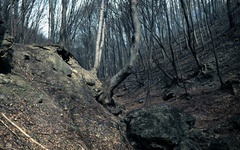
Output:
[
  {"xmin": 49, "ymin": 54, "xmax": 72, "ymax": 76},
  {"xmin": 1, "ymin": 78, "xmax": 10, "ymax": 84},
  {"xmin": 229, "ymin": 113, "xmax": 240, "ymax": 130},
  {"xmin": 125, "ymin": 105, "xmax": 198, "ymax": 149},
  {"xmin": 0, "ymin": 31, "xmax": 13, "ymax": 48},
  {"xmin": 0, "ymin": 20, "xmax": 13, "ymax": 73},
  {"xmin": 179, "ymin": 138, "xmax": 201, "ymax": 150},
  {"xmin": 0, "ymin": 94, "xmax": 5, "ymax": 100},
  {"xmin": 84, "ymin": 76, "xmax": 95, "ymax": 86},
  {"xmin": 163, "ymin": 91, "xmax": 176, "ymax": 101},
  {"xmin": 138, "ymin": 98, "xmax": 145, "ymax": 103},
  {"xmin": 189, "ymin": 129, "xmax": 208, "ymax": 142},
  {"xmin": 208, "ymin": 139, "xmax": 229, "ymax": 150}
]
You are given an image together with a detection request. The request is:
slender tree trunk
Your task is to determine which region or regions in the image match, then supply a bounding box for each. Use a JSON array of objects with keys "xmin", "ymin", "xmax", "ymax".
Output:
[
  {"xmin": 164, "ymin": 0, "xmax": 179, "ymax": 80},
  {"xmin": 201, "ymin": 0, "xmax": 225, "ymax": 87},
  {"xmin": 97, "ymin": 0, "xmax": 141, "ymax": 109},
  {"xmin": 179, "ymin": 0, "xmax": 202, "ymax": 70},
  {"xmin": 145, "ymin": 0, "xmax": 155, "ymax": 106},
  {"xmin": 227, "ymin": 0, "xmax": 234, "ymax": 28},
  {"xmin": 59, "ymin": 0, "xmax": 67, "ymax": 46},
  {"xmin": 49, "ymin": 0, "xmax": 55, "ymax": 43},
  {"xmin": 13, "ymin": 0, "xmax": 18, "ymax": 41},
  {"xmin": 92, "ymin": 0, "xmax": 107, "ymax": 74}
]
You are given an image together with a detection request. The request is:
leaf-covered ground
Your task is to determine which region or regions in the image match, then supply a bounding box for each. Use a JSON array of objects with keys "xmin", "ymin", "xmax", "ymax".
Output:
[
  {"xmin": 116, "ymin": 26, "xmax": 240, "ymax": 149},
  {"xmin": 0, "ymin": 44, "xmax": 129, "ymax": 149}
]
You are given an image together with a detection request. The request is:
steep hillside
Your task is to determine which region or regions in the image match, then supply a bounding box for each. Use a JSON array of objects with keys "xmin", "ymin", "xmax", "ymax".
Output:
[
  {"xmin": 0, "ymin": 44, "xmax": 129, "ymax": 149},
  {"xmin": 115, "ymin": 23, "xmax": 240, "ymax": 149}
]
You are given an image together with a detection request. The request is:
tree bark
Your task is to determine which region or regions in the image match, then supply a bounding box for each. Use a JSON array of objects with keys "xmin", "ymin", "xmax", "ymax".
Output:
[
  {"xmin": 92, "ymin": 0, "xmax": 107, "ymax": 74},
  {"xmin": 227, "ymin": 0, "xmax": 234, "ymax": 28},
  {"xmin": 179, "ymin": 0, "xmax": 202, "ymax": 70},
  {"xmin": 97, "ymin": 0, "xmax": 141, "ymax": 110},
  {"xmin": 49, "ymin": 0, "xmax": 55, "ymax": 43},
  {"xmin": 59, "ymin": 0, "xmax": 67, "ymax": 46},
  {"xmin": 13, "ymin": 0, "xmax": 18, "ymax": 41}
]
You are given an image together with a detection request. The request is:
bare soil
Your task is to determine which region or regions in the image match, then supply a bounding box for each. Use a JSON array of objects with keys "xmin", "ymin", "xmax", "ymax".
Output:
[{"xmin": 0, "ymin": 44, "xmax": 128, "ymax": 150}]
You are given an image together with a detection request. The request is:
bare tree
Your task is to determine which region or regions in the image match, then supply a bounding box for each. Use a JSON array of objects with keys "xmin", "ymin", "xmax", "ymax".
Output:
[
  {"xmin": 179, "ymin": 0, "xmax": 202, "ymax": 70},
  {"xmin": 12, "ymin": 0, "xmax": 18, "ymax": 40},
  {"xmin": 201, "ymin": 0, "xmax": 225, "ymax": 87},
  {"xmin": 92, "ymin": 0, "xmax": 108, "ymax": 74},
  {"xmin": 59, "ymin": 0, "xmax": 67, "ymax": 46},
  {"xmin": 48, "ymin": 0, "xmax": 55, "ymax": 43},
  {"xmin": 97, "ymin": 0, "xmax": 141, "ymax": 109},
  {"xmin": 227, "ymin": 0, "xmax": 234, "ymax": 28}
]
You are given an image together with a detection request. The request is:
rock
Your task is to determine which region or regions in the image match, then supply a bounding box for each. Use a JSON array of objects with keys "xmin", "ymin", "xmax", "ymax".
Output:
[
  {"xmin": 163, "ymin": 91, "xmax": 176, "ymax": 101},
  {"xmin": 107, "ymin": 106, "xmax": 122, "ymax": 115},
  {"xmin": 0, "ymin": 20, "xmax": 13, "ymax": 73},
  {"xmin": 84, "ymin": 75, "xmax": 95, "ymax": 86},
  {"xmin": 138, "ymin": 98, "xmax": 145, "ymax": 103},
  {"xmin": 179, "ymin": 138, "xmax": 201, "ymax": 150},
  {"xmin": 228, "ymin": 113, "xmax": 240, "ymax": 130},
  {"xmin": 49, "ymin": 54, "xmax": 72, "ymax": 76},
  {"xmin": 208, "ymin": 139, "xmax": 229, "ymax": 150},
  {"xmin": 0, "ymin": 93, "xmax": 5, "ymax": 100},
  {"xmin": 0, "ymin": 30, "xmax": 13, "ymax": 49},
  {"xmin": 1, "ymin": 78, "xmax": 10, "ymax": 84},
  {"xmin": 125, "ymin": 105, "xmax": 198, "ymax": 149},
  {"xmin": 189, "ymin": 129, "xmax": 208, "ymax": 142},
  {"xmin": 1, "ymin": 33, "xmax": 14, "ymax": 47}
]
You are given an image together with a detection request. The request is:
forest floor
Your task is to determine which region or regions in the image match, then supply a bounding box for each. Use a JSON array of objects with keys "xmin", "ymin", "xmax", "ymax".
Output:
[
  {"xmin": 115, "ymin": 25, "xmax": 240, "ymax": 149},
  {"xmin": 0, "ymin": 44, "xmax": 128, "ymax": 149}
]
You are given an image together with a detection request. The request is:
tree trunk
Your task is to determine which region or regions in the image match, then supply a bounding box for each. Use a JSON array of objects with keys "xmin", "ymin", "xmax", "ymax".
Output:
[
  {"xmin": 179, "ymin": 0, "xmax": 202, "ymax": 70},
  {"xmin": 96, "ymin": 0, "xmax": 141, "ymax": 110},
  {"xmin": 201, "ymin": 0, "xmax": 225, "ymax": 87},
  {"xmin": 59, "ymin": 0, "xmax": 67, "ymax": 47},
  {"xmin": 92, "ymin": 0, "xmax": 107, "ymax": 74},
  {"xmin": 49, "ymin": 0, "xmax": 55, "ymax": 43},
  {"xmin": 164, "ymin": 0, "xmax": 179, "ymax": 80},
  {"xmin": 227, "ymin": 0, "xmax": 234, "ymax": 28},
  {"xmin": 13, "ymin": 0, "xmax": 18, "ymax": 41}
]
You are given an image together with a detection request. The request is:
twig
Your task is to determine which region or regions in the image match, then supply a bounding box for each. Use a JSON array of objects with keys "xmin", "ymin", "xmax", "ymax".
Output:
[
  {"xmin": 0, "ymin": 119, "xmax": 18, "ymax": 136},
  {"xmin": 1, "ymin": 113, "xmax": 49, "ymax": 150}
]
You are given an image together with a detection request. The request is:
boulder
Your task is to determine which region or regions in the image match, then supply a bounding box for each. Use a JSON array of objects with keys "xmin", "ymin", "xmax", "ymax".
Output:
[
  {"xmin": 125, "ymin": 105, "xmax": 199, "ymax": 149},
  {"xmin": 208, "ymin": 139, "xmax": 229, "ymax": 150},
  {"xmin": 0, "ymin": 20, "xmax": 13, "ymax": 73},
  {"xmin": 0, "ymin": 20, "xmax": 13, "ymax": 49},
  {"xmin": 84, "ymin": 74, "xmax": 96, "ymax": 86},
  {"xmin": 49, "ymin": 54, "xmax": 72, "ymax": 76}
]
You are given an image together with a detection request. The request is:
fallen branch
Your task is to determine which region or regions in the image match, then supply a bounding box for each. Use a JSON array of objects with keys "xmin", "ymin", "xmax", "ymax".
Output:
[
  {"xmin": 1, "ymin": 113, "xmax": 48, "ymax": 150},
  {"xmin": 0, "ymin": 119, "xmax": 18, "ymax": 136}
]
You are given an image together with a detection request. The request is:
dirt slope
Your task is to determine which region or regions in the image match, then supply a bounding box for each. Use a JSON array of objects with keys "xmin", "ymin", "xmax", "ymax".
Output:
[
  {"xmin": 115, "ymin": 25, "xmax": 240, "ymax": 149},
  {"xmin": 0, "ymin": 44, "xmax": 128, "ymax": 150}
]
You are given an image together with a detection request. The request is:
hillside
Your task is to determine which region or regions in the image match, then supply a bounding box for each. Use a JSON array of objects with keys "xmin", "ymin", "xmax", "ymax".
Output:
[
  {"xmin": 0, "ymin": 44, "xmax": 129, "ymax": 149},
  {"xmin": 115, "ymin": 24, "xmax": 240, "ymax": 149},
  {"xmin": 0, "ymin": 7, "xmax": 240, "ymax": 150}
]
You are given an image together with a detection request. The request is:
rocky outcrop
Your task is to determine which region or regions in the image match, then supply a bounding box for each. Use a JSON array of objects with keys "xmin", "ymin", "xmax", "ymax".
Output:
[
  {"xmin": 0, "ymin": 20, "xmax": 13, "ymax": 49},
  {"xmin": 49, "ymin": 54, "xmax": 72, "ymax": 76},
  {"xmin": 0, "ymin": 20, "xmax": 13, "ymax": 73},
  {"xmin": 125, "ymin": 105, "xmax": 199, "ymax": 149}
]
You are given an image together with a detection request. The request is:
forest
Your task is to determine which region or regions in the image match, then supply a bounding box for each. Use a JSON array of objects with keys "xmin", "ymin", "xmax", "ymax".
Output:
[
  {"xmin": 1, "ymin": 0, "xmax": 238, "ymax": 75},
  {"xmin": 0, "ymin": 0, "xmax": 240, "ymax": 149}
]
